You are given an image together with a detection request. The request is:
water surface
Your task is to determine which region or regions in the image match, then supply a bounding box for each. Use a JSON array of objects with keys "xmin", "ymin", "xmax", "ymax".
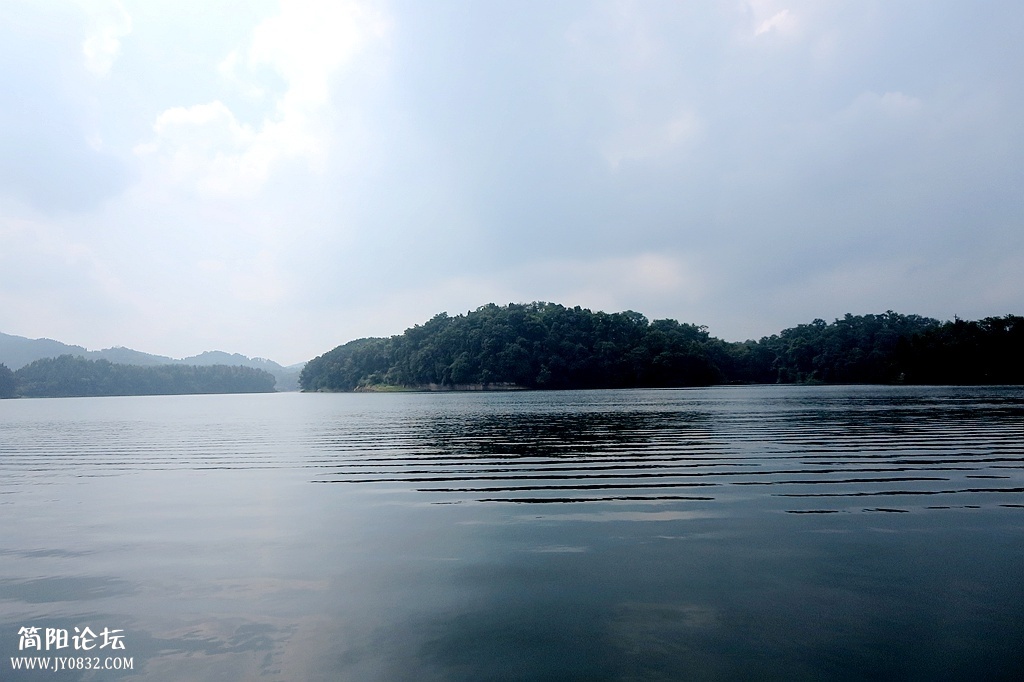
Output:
[{"xmin": 2, "ymin": 386, "xmax": 1023, "ymax": 680}]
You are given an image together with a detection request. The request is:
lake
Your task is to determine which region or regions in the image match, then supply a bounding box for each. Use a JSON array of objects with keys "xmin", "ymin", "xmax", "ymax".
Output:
[{"xmin": 2, "ymin": 385, "xmax": 1023, "ymax": 680}]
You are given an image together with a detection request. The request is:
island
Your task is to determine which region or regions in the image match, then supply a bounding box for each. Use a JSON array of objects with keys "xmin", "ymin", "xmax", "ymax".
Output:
[
  {"xmin": 300, "ymin": 302, "xmax": 1023, "ymax": 391},
  {"xmin": 1, "ymin": 355, "xmax": 276, "ymax": 398}
]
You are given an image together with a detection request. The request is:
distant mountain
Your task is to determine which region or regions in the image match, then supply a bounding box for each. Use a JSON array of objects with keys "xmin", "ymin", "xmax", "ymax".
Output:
[
  {"xmin": 14, "ymin": 355, "xmax": 277, "ymax": 398},
  {"xmin": 0, "ymin": 332, "xmax": 303, "ymax": 391},
  {"xmin": 91, "ymin": 346, "xmax": 177, "ymax": 366},
  {"xmin": 180, "ymin": 351, "xmax": 303, "ymax": 391},
  {"xmin": 0, "ymin": 332, "xmax": 91, "ymax": 370}
]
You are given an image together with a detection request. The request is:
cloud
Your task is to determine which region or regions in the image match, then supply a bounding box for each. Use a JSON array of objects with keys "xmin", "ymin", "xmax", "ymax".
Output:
[
  {"xmin": 754, "ymin": 9, "xmax": 796, "ymax": 37},
  {"xmin": 750, "ymin": 250, "xmax": 1024, "ymax": 331},
  {"xmin": 247, "ymin": 0, "xmax": 384, "ymax": 107},
  {"xmin": 81, "ymin": 0, "xmax": 132, "ymax": 77},
  {"xmin": 602, "ymin": 110, "xmax": 702, "ymax": 170},
  {"xmin": 322, "ymin": 252, "xmax": 710, "ymax": 341},
  {"xmin": 0, "ymin": 2, "xmax": 130, "ymax": 211},
  {"xmin": 1, "ymin": 1, "xmax": 1022, "ymax": 363},
  {"xmin": 0, "ymin": 213, "xmax": 141, "ymax": 340},
  {"xmin": 512, "ymin": 253, "xmax": 707, "ymax": 308},
  {"xmin": 564, "ymin": 2, "xmax": 709, "ymax": 171},
  {"xmin": 136, "ymin": 101, "xmax": 260, "ymax": 193},
  {"xmin": 138, "ymin": 0, "xmax": 388, "ymax": 196}
]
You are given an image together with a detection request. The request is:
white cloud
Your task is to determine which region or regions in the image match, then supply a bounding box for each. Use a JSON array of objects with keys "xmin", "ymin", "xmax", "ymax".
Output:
[
  {"xmin": 743, "ymin": 0, "xmax": 803, "ymax": 39},
  {"xmin": 80, "ymin": 0, "xmax": 132, "ymax": 76},
  {"xmin": 3, "ymin": 1, "xmax": 1021, "ymax": 363},
  {"xmin": 603, "ymin": 110, "xmax": 702, "ymax": 170},
  {"xmin": 137, "ymin": 0, "xmax": 388, "ymax": 196},
  {"xmin": 754, "ymin": 9, "xmax": 795, "ymax": 37},
  {"xmin": 247, "ymin": 0, "xmax": 384, "ymax": 107},
  {"xmin": 136, "ymin": 101, "xmax": 264, "ymax": 194}
]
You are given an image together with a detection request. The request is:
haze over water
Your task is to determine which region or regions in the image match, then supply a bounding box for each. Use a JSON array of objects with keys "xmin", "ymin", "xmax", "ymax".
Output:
[{"xmin": 2, "ymin": 385, "xmax": 1023, "ymax": 680}]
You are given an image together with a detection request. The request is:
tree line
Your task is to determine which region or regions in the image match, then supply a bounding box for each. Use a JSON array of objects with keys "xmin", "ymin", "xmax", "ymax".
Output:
[
  {"xmin": 1, "ymin": 355, "xmax": 276, "ymax": 398},
  {"xmin": 300, "ymin": 303, "xmax": 1023, "ymax": 391}
]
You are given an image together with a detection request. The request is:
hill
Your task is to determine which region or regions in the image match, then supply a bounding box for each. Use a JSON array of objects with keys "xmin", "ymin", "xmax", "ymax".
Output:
[
  {"xmin": 300, "ymin": 303, "xmax": 1023, "ymax": 391},
  {"xmin": 0, "ymin": 332, "xmax": 302, "ymax": 391},
  {"xmin": 0, "ymin": 332, "xmax": 93, "ymax": 370},
  {"xmin": 10, "ymin": 355, "xmax": 276, "ymax": 398}
]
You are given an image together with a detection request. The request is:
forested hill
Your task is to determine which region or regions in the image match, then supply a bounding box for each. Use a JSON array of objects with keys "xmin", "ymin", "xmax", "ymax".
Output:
[
  {"xmin": 299, "ymin": 303, "xmax": 1023, "ymax": 392},
  {"xmin": 0, "ymin": 332, "xmax": 303, "ymax": 390},
  {"xmin": 2, "ymin": 355, "xmax": 276, "ymax": 398}
]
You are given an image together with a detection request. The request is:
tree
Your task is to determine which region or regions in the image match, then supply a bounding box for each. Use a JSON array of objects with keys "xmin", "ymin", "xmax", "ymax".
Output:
[
  {"xmin": 300, "ymin": 305, "xmax": 1023, "ymax": 391},
  {"xmin": 13, "ymin": 356, "xmax": 276, "ymax": 397},
  {"xmin": 0, "ymin": 362, "xmax": 16, "ymax": 397},
  {"xmin": 300, "ymin": 302, "xmax": 723, "ymax": 391}
]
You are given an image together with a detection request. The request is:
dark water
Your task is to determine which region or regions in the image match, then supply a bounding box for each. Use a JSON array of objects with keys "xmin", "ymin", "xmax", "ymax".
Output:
[{"xmin": 1, "ymin": 386, "xmax": 1023, "ymax": 680}]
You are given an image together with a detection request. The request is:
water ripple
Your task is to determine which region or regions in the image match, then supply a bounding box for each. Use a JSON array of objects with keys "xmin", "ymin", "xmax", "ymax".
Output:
[{"xmin": 1, "ymin": 387, "xmax": 1021, "ymax": 514}]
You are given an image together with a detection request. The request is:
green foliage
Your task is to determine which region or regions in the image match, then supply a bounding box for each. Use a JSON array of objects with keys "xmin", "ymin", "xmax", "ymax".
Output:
[
  {"xmin": 897, "ymin": 315, "xmax": 1024, "ymax": 384},
  {"xmin": 738, "ymin": 313, "xmax": 1023, "ymax": 385},
  {"xmin": 301, "ymin": 305, "xmax": 1024, "ymax": 391},
  {"xmin": 301, "ymin": 302, "xmax": 721, "ymax": 391},
  {"xmin": 756, "ymin": 312, "xmax": 943, "ymax": 383},
  {"xmin": 13, "ymin": 355, "xmax": 277, "ymax": 397},
  {"xmin": 0, "ymin": 362, "xmax": 16, "ymax": 398}
]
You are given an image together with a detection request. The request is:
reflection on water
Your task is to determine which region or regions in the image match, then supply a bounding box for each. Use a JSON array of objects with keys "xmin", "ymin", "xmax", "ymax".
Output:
[
  {"xmin": 304, "ymin": 386, "xmax": 1024, "ymax": 515},
  {"xmin": 1, "ymin": 386, "xmax": 1023, "ymax": 680}
]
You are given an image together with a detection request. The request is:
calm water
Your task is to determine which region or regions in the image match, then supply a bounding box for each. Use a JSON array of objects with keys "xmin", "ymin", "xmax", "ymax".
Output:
[{"xmin": 2, "ymin": 386, "xmax": 1023, "ymax": 680}]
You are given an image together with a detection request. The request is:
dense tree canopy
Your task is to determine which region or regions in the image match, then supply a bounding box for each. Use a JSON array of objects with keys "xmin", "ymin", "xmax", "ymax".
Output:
[
  {"xmin": 301, "ymin": 304, "xmax": 1023, "ymax": 391},
  {"xmin": 301, "ymin": 303, "xmax": 719, "ymax": 391},
  {"xmin": 12, "ymin": 355, "xmax": 276, "ymax": 397},
  {"xmin": 897, "ymin": 315, "xmax": 1024, "ymax": 384},
  {"xmin": 0, "ymin": 362, "xmax": 16, "ymax": 398},
  {"xmin": 736, "ymin": 312, "xmax": 944, "ymax": 384}
]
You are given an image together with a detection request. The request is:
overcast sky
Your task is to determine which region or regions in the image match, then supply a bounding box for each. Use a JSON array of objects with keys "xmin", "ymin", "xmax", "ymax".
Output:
[{"xmin": 1, "ymin": 0, "xmax": 1021, "ymax": 365}]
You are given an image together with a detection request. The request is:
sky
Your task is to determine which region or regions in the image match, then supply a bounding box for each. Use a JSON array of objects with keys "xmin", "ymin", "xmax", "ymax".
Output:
[{"xmin": 1, "ymin": 0, "xmax": 1021, "ymax": 366}]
